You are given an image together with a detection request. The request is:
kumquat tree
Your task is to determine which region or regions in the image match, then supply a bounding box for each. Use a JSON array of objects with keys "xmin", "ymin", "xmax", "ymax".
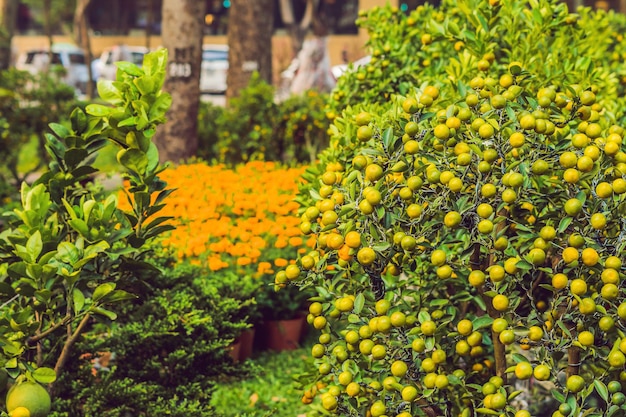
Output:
[{"xmin": 277, "ymin": 0, "xmax": 626, "ymax": 416}]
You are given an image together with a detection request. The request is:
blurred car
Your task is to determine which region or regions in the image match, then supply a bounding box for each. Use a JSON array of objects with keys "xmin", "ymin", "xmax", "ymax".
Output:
[
  {"xmin": 200, "ymin": 44, "xmax": 229, "ymax": 94},
  {"xmin": 15, "ymin": 44, "xmax": 89, "ymax": 95},
  {"xmin": 94, "ymin": 45, "xmax": 149, "ymax": 81},
  {"xmin": 331, "ymin": 55, "xmax": 372, "ymax": 79}
]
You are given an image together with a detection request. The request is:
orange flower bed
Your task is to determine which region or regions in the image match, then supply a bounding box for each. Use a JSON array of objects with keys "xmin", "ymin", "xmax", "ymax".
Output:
[{"xmin": 121, "ymin": 161, "xmax": 312, "ymax": 275}]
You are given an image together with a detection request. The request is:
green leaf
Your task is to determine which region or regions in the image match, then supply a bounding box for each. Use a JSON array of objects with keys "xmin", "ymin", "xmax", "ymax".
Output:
[
  {"xmin": 97, "ymin": 80, "xmax": 123, "ymax": 105},
  {"xmin": 473, "ymin": 316, "xmax": 493, "ymax": 330},
  {"xmin": 93, "ymin": 283, "xmax": 116, "ymax": 302},
  {"xmin": 101, "ymin": 289, "xmax": 137, "ymax": 304},
  {"xmin": 26, "ymin": 231, "xmax": 43, "ymax": 262},
  {"xmin": 116, "ymin": 61, "xmax": 143, "ymax": 76},
  {"xmin": 118, "ymin": 148, "xmax": 149, "ymax": 175},
  {"xmin": 32, "ymin": 367, "xmax": 57, "ymax": 384},
  {"xmin": 70, "ymin": 108, "xmax": 88, "ymax": 133},
  {"xmin": 558, "ymin": 216, "xmax": 572, "ymax": 233},
  {"xmin": 73, "ymin": 288, "xmax": 85, "ymax": 313},
  {"xmin": 353, "ymin": 293, "xmax": 365, "ymax": 314},
  {"xmin": 90, "ymin": 307, "xmax": 118, "ymax": 320},
  {"xmin": 86, "ymin": 104, "xmax": 113, "ymax": 117},
  {"xmin": 593, "ymin": 379, "xmax": 609, "ymax": 402},
  {"xmin": 48, "ymin": 123, "xmax": 70, "ymax": 139},
  {"xmin": 57, "ymin": 242, "xmax": 80, "ymax": 265},
  {"xmin": 149, "ymin": 93, "xmax": 172, "ymax": 122}
]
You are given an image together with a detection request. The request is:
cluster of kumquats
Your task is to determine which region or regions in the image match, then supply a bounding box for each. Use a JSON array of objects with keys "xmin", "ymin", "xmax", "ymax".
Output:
[{"xmin": 119, "ymin": 161, "xmax": 312, "ymax": 277}]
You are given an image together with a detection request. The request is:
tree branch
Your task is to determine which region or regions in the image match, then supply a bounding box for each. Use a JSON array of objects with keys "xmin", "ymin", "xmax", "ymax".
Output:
[{"xmin": 51, "ymin": 313, "xmax": 91, "ymax": 393}]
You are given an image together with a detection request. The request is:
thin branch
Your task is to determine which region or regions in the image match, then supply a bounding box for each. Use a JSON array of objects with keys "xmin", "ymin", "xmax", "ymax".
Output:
[{"xmin": 26, "ymin": 314, "xmax": 72, "ymax": 345}]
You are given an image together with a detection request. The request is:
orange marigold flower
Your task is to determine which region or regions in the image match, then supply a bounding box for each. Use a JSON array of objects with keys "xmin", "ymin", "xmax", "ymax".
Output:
[
  {"xmin": 274, "ymin": 258, "xmax": 288, "ymax": 267},
  {"xmin": 237, "ymin": 257, "xmax": 252, "ymax": 266}
]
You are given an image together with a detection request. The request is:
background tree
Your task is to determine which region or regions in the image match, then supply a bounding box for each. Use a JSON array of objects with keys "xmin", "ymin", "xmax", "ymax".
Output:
[
  {"xmin": 154, "ymin": 0, "xmax": 205, "ymax": 163},
  {"xmin": 73, "ymin": 0, "xmax": 94, "ymax": 98},
  {"xmin": 0, "ymin": 0, "xmax": 18, "ymax": 69},
  {"xmin": 225, "ymin": 0, "xmax": 274, "ymax": 103}
]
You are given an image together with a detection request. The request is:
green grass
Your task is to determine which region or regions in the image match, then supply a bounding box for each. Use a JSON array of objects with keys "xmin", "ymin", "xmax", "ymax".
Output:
[{"xmin": 210, "ymin": 344, "xmax": 317, "ymax": 417}]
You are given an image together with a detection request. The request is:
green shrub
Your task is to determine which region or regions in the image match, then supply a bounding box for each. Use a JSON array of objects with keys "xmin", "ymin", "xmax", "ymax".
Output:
[
  {"xmin": 0, "ymin": 68, "xmax": 77, "ymax": 193},
  {"xmin": 197, "ymin": 73, "xmax": 332, "ymax": 165},
  {"xmin": 50, "ymin": 262, "xmax": 255, "ymax": 416}
]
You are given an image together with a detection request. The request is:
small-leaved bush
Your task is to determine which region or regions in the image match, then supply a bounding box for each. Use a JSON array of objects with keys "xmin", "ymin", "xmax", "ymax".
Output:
[{"xmin": 50, "ymin": 262, "xmax": 254, "ymax": 417}]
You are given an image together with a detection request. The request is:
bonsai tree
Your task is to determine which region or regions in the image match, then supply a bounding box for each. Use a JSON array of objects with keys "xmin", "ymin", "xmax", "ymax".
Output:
[{"xmin": 279, "ymin": 0, "xmax": 626, "ymax": 416}]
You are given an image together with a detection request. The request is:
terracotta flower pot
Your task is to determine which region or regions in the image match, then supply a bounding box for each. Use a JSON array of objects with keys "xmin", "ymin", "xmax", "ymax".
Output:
[
  {"xmin": 238, "ymin": 327, "xmax": 256, "ymax": 361},
  {"xmin": 227, "ymin": 339, "xmax": 241, "ymax": 362},
  {"xmin": 260, "ymin": 316, "xmax": 305, "ymax": 351}
]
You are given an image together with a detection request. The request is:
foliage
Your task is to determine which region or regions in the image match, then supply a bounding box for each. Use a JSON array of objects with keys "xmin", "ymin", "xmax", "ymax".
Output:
[
  {"xmin": 328, "ymin": 0, "xmax": 626, "ymax": 123},
  {"xmin": 49, "ymin": 262, "xmax": 253, "ymax": 417},
  {"xmin": 0, "ymin": 48, "xmax": 173, "ymax": 413},
  {"xmin": 0, "ymin": 68, "xmax": 77, "ymax": 187},
  {"xmin": 278, "ymin": 0, "xmax": 626, "ymax": 416},
  {"xmin": 119, "ymin": 161, "xmax": 315, "ymax": 320},
  {"xmin": 197, "ymin": 73, "xmax": 331, "ymax": 165},
  {"xmin": 210, "ymin": 346, "xmax": 316, "ymax": 417}
]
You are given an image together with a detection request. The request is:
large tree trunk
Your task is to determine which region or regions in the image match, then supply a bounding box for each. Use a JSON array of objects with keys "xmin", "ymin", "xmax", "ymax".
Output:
[
  {"xmin": 226, "ymin": 0, "xmax": 274, "ymax": 104},
  {"xmin": 74, "ymin": 0, "xmax": 94, "ymax": 99},
  {"xmin": 0, "ymin": 0, "xmax": 18, "ymax": 70},
  {"xmin": 154, "ymin": 0, "xmax": 205, "ymax": 163}
]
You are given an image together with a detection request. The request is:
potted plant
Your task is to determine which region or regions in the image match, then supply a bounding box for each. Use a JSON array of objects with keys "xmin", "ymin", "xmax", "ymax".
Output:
[{"xmin": 254, "ymin": 276, "xmax": 313, "ymax": 351}]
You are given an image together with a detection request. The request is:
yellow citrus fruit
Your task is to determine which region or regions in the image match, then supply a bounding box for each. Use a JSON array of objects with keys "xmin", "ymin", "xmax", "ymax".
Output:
[
  {"xmin": 504, "ymin": 257, "xmax": 519, "ymax": 274},
  {"xmin": 609, "ymin": 351, "xmax": 626, "ymax": 368},
  {"xmin": 564, "ymin": 198, "xmax": 583, "ymax": 216},
  {"xmin": 601, "ymin": 283, "xmax": 619, "ymax": 300},
  {"xmin": 601, "ymin": 268, "xmax": 620, "ymax": 284},
  {"xmin": 533, "ymin": 364, "xmax": 551, "ymax": 381},
  {"xmin": 6, "ymin": 382, "xmax": 51, "ymax": 417},
  {"xmin": 477, "ymin": 203, "xmax": 494, "ymax": 218},
  {"xmin": 468, "ymin": 270, "xmax": 486, "ymax": 287},
  {"xmin": 528, "ymin": 325, "xmax": 544, "ymax": 341},
  {"xmin": 421, "ymin": 320, "xmax": 437, "ymax": 336},
  {"xmin": 489, "ymin": 265, "xmax": 506, "ymax": 282},
  {"xmin": 552, "ymin": 273, "xmax": 568, "ymax": 290},
  {"xmin": 562, "ymin": 247, "xmax": 579, "ymax": 264},
  {"xmin": 457, "ymin": 319, "xmax": 473, "ymax": 336},
  {"xmin": 581, "ymin": 247, "xmax": 599, "ymax": 266},
  {"xmin": 596, "ymin": 182, "xmax": 613, "ymax": 198},
  {"xmin": 570, "ymin": 278, "xmax": 588, "ymax": 296},
  {"xmin": 431, "ymin": 249, "xmax": 447, "ymax": 266},
  {"xmin": 357, "ymin": 247, "xmax": 376, "ymax": 266},
  {"xmin": 578, "ymin": 330, "xmax": 595, "ymax": 346},
  {"xmin": 401, "ymin": 385, "xmax": 418, "ymax": 402},
  {"xmin": 444, "ymin": 211, "xmax": 462, "ymax": 228},
  {"xmin": 566, "ymin": 375, "xmax": 585, "ymax": 393},
  {"xmin": 606, "ymin": 256, "xmax": 622, "ymax": 270},
  {"xmin": 467, "ymin": 331, "xmax": 483, "ymax": 347},
  {"xmin": 481, "ymin": 183, "xmax": 497, "ymax": 198},
  {"xmin": 515, "ymin": 362, "xmax": 533, "ymax": 380},
  {"xmin": 492, "ymin": 294, "xmax": 510, "ymax": 312}
]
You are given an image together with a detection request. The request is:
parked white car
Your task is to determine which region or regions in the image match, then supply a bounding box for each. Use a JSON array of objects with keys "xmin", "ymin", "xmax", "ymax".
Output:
[
  {"xmin": 15, "ymin": 44, "xmax": 90, "ymax": 95},
  {"xmin": 94, "ymin": 45, "xmax": 149, "ymax": 81},
  {"xmin": 200, "ymin": 44, "xmax": 229, "ymax": 94}
]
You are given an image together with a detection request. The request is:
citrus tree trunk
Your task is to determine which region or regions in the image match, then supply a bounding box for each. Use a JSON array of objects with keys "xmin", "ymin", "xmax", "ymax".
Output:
[
  {"xmin": 0, "ymin": 0, "xmax": 18, "ymax": 70},
  {"xmin": 225, "ymin": 0, "xmax": 274, "ymax": 104},
  {"xmin": 155, "ymin": 0, "xmax": 205, "ymax": 163}
]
